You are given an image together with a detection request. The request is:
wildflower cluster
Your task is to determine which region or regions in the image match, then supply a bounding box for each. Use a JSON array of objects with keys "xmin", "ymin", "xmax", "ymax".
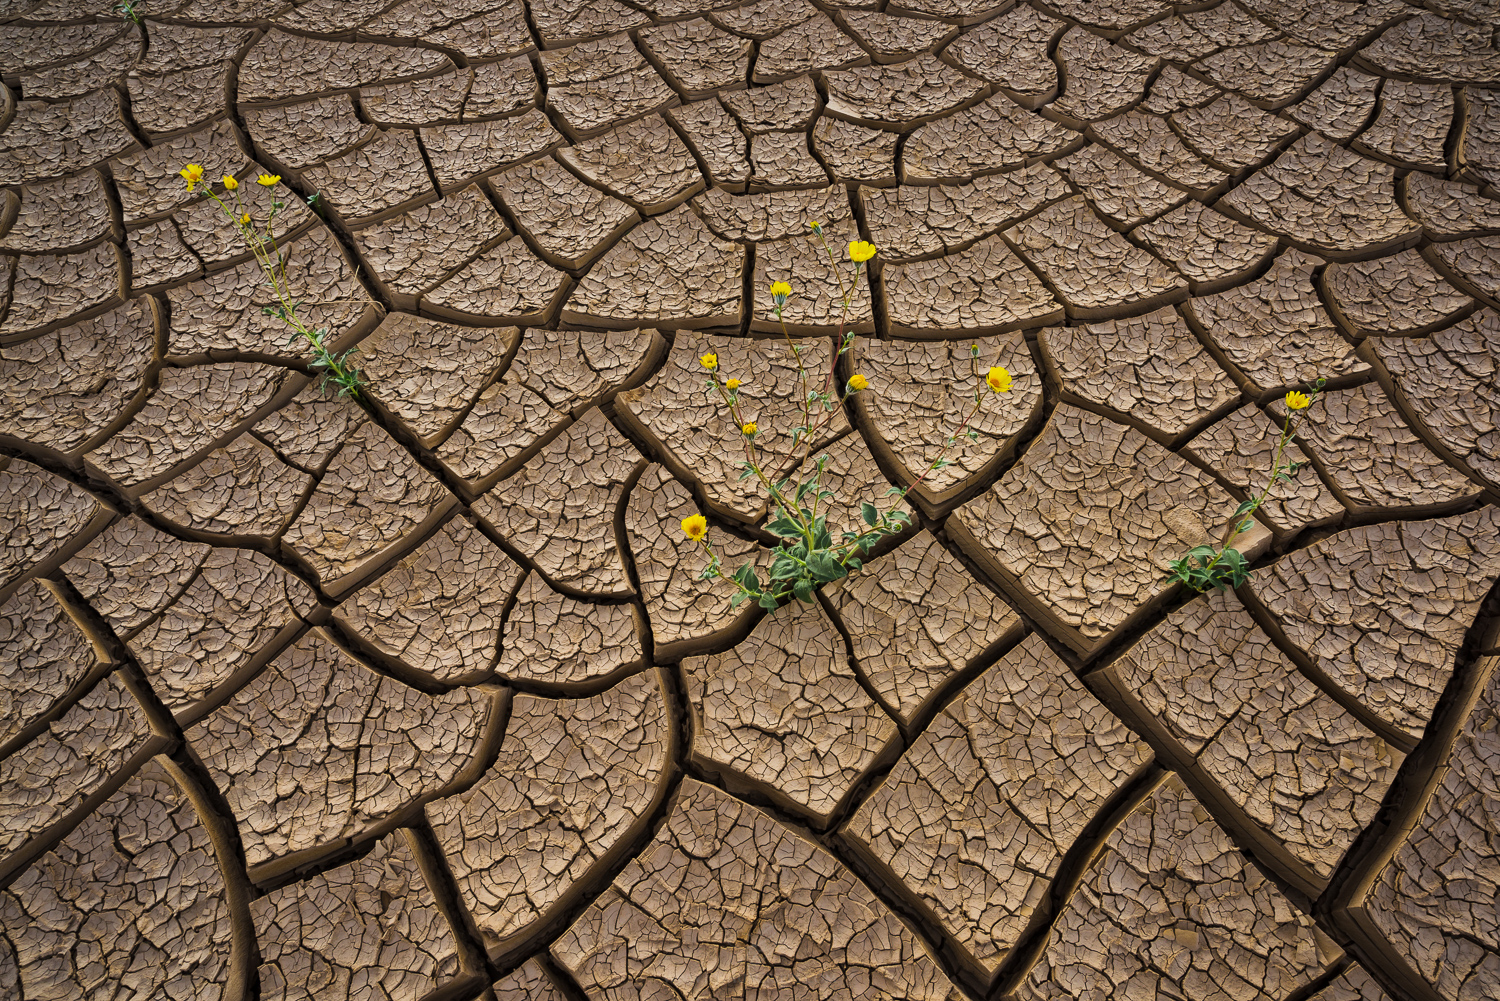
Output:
[
  {"xmin": 682, "ymin": 225, "xmax": 1013, "ymax": 611},
  {"xmin": 1168, "ymin": 378, "xmax": 1326, "ymax": 592},
  {"xmin": 176, "ymin": 163, "xmax": 363, "ymax": 398}
]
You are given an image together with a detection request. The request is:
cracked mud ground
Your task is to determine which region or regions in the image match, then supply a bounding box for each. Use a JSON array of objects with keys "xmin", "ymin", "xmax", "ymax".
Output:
[{"xmin": 4, "ymin": 0, "xmax": 1500, "ymax": 999}]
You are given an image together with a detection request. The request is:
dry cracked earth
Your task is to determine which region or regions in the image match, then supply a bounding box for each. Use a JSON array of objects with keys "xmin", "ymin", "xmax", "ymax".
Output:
[{"xmin": 4, "ymin": 0, "xmax": 1500, "ymax": 999}]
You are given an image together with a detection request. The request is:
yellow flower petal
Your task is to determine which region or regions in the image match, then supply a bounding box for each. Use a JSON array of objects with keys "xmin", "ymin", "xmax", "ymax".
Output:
[
  {"xmin": 725, "ymin": 378, "xmax": 741, "ymax": 389},
  {"xmin": 847, "ymin": 373, "xmax": 868, "ymax": 392},
  {"xmin": 681, "ymin": 514, "xmax": 708, "ymax": 541},
  {"xmin": 700, "ymin": 352, "xmax": 718, "ymax": 370},
  {"xmin": 848, "ymin": 240, "xmax": 877, "ymax": 263},
  {"xmin": 741, "ymin": 422, "xmax": 758, "ymax": 436},
  {"xmin": 1285, "ymin": 390, "xmax": 1311, "ymax": 410},
  {"xmin": 256, "ymin": 173, "xmax": 281, "ymax": 187},
  {"xmin": 986, "ymin": 366, "xmax": 1012, "ymax": 393},
  {"xmin": 222, "ymin": 174, "xmax": 239, "ymax": 190}
]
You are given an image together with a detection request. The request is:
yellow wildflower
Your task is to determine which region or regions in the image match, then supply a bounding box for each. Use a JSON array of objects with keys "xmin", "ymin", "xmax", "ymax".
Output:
[
  {"xmin": 179, "ymin": 163, "xmax": 204, "ymax": 190},
  {"xmin": 222, "ymin": 174, "xmax": 239, "ymax": 190},
  {"xmin": 257, "ymin": 173, "xmax": 281, "ymax": 187},
  {"xmin": 726, "ymin": 378, "xmax": 741, "ymax": 390},
  {"xmin": 1285, "ymin": 390, "xmax": 1311, "ymax": 410},
  {"xmin": 240, "ymin": 212, "xmax": 251, "ymax": 225},
  {"xmin": 847, "ymin": 373, "xmax": 868, "ymax": 392},
  {"xmin": 681, "ymin": 514, "xmax": 708, "ymax": 541},
  {"xmin": 742, "ymin": 422, "xmax": 758, "ymax": 436},
  {"xmin": 700, "ymin": 352, "xmax": 718, "ymax": 370},
  {"xmin": 770, "ymin": 280, "xmax": 791, "ymax": 307},
  {"xmin": 848, "ymin": 240, "xmax": 877, "ymax": 263},
  {"xmin": 986, "ymin": 366, "xmax": 1012, "ymax": 393},
  {"xmin": 809, "ymin": 220, "xmax": 823, "ymax": 233}
]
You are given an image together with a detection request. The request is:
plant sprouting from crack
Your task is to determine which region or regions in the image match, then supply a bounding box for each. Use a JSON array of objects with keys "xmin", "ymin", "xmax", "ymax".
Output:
[
  {"xmin": 176, "ymin": 164, "xmax": 364, "ymax": 398},
  {"xmin": 681, "ymin": 224, "xmax": 1014, "ymax": 612},
  {"xmin": 113, "ymin": 0, "xmax": 143, "ymax": 23},
  {"xmin": 1168, "ymin": 378, "xmax": 1326, "ymax": 592}
]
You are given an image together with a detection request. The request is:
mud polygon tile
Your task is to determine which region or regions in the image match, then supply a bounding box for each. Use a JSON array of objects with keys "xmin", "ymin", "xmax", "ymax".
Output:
[
  {"xmin": 337, "ymin": 517, "xmax": 522, "ymax": 684},
  {"xmin": 1042, "ymin": 306, "xmax": 1239, "ymax": 437},
  {"xmin": 472, "ymin": 407, "xmax": 638, "ymax": 593},
  {"xmin": 942, "ymin": 5, "xmax": 1060, "ymax": 105},
  {"xmin": 555, "ymin": 777, "xmax": 958, "ymax": 999},
  {"xmin": 615, "ymin": 331, "xmax": 847, "ymax": 523},
  {"xmin": 420, "ymin": 110, "xmax": 564, "ymax": 193},
  {"xmin": 0, "ymin": 673, "xmax": 147, "ymax": 860},
  {"xmin": 1275, "ymin": 381, "xmax": 1480, "ymax": 512},
  {"xmin": 1128, "ymin": 10, "xmax": 1260, "ymax": 61},
  {"xmin": 0, "ymin": 761, "xmax": 236, "ymax": 1001},
  {"xmin": 492, "ymin": 961, "xmax": 568, "ymax": 1000},
  {"xmin": 299, "ymin": 128, "xmax": 435, "ymax": 221},
  {"xmin": 1050, "ymin": 28, "xmax": 1158, "ymax": 123},
  {"xmin": 358, "ymin": 315, "xmax": 516, "ymax": 443},
  {"xmin": 827, "ymin": 531, "xmax": 1020, "ymax": 723},
  {"xmin": 529, "ymin": 0, "xmax": 648, "ymax": 46},
  {"xmin": 669, "ymin": 99, "xmax": 751, "ymax": 190},
  {"xmin": 1431, "ymin": 236, "xmax": 1500, "ymax": 308},
  {"xmin": 1195, "ymin": 37, "xmax": 1334, "ymax": 107},
  {"xmin": 116, "ymin": 120, "xmax": 244, "ymax": 226},
  {"xmin": 421, "ymin": 236, "xmax": 569, "ymax": 325},
  {"xmin": 857, "ymin": 331, "xmax": 1040, "ymax": 499},
  {"xmin": 0, "ymin": 299, "xmax": 155, "ymax": 454},
  {"xmin": 623, "ymin": 465, "xmax": 767, "ymax": 651},
  {"xmin": 1015, "ymin": 774, "xmax": 1336, "ymax": 1001},
  {"xmin": 1138, "ymin": 66, "xmax": 1223, "ymax": 115},
  {"xmin": 87, "ymin": 362, "xmax": 287, "ymax": 487},
  {"xmin": 364, "ymin": 0, "xmax": 530, "ymax": 55},
  {"xmin": 949, "ymin": 406, "xmax": 1245, "ymax": 652},
  {"xmin": 191, "ymin": 628, "xmax": 489, "ymax": 866},
  {"xmin": 127, "ymin": 62, "xmax": 231, "ymax": 139},
  {"xmin": 1052, "ymin": 145, "xmax": 1186, "ymax": 228},
  {"xmin": 252, "ymin": 832, "xmax": 463, "ymax": 1000},
  {"xmin": 1283, "ymin": 65, "xmax": 1381, "ymax": 143},
  {"xmin": 1359, "ymin": 12, "xmax": 1500, "ymax": 83},
  {"xmin": 721, "ymin": 75, "xmax": 820, "ymax": 136},
  {"xmin": 1374, "ymin": 310, "xmax": 1500, "ymax": 490},
  {"xmin": 242, "ymin": 94, "xmax": 375, "ymax": 170},
  {"xmin": 273, "ymin": 0, "xmax": 395, "ymax": 32},
  {"xmin": 0, "ymin": 580, "xmax": 99, "ymax": 747},
  {"xmin": 1253, "ymin": 507, "xmax": 1500, "ymax": 738},
  {"xmin": 565, "ymin": 205, "xmax": 741, "ymax": 328},
  {"xmin": 137, "ymin": 21, "xmax": 251, "ymax": 72},
  {"xmin": 813, "ymin": 113, "xmax": 899, "ymax": 184},
  {"xmin": 557, "ymin": 114, "xmax": 705, "ymax": 212},
  {"xmin": 709, "ymin": 0, "xmax": 820, "ymax": 39},
  {"xmin": 824, "ymin": 54, "xmax": 985, "ymax": 130},
  {"xmin": 1405, "ymin": 172, "xmax": 1500, "ymax": 239},
  {"xmin": 0, "ymin": 92, "xmax": 139, "ymax": 184},
  {"xmin": 683, "ymin": 600, "xmax": 896, "ymax": 822},
  {"xmin": 748, "ymin": 130, "xmax": 830, "ymax": 189},
  {"xmin": 1182, "ymin": 404, "xmax": 1343, "ymax": 534},
  {"xmin": 882, "ymin": 233, "xmax": 1061, "ymax": 335},
  {"xmin": 251, "ymin": 380, "xmax": 368, "ymax": 471},
  {"xmin": 903, "ymin": 94, "xmax": 1081, "ymax": 182},
  {"xmin": 1462, "ymin": 87, "xmax": 1500, "ymax": 191},
  {"xmin": 1353, "ymin": 80, "xmax": 1454, "ymax": 172},
  {"xmin": 1132, "ymin": 201, "xmax": 1280, "ymax": 290},
  {"xmin": 694, "ymin": 184, "xmax": 847, "ymax": 242},
  {"xmin": 464, "ymin": 55, "xmax": 539, "ymax": 119},
  {"xmin": 490, "ymin": 158, "xmax": 638, "ymax": 270},
  {"xmin": 1007, "ymin": 196, "xmax": 1185, "ymax": 318},
  {"xmin": 1188, "ymin": 249, "xmax": 1366, "ymax": 390},
  {"xmin": 751, "ymin": 231, "xmax": 872, "ymax": 334},
  {"xmin": 1045, "ymin": 0, "xmax": 1168, "ymax": 29},
  {"xmin": 283, "ymin": 423, "xmax": 448, "ymax": 582},
  {"xmin": 1325, "ymin": 250, "xmax": 1473, "ymax": 336},
  {"xmin": 889, "ymin": 0, "xmax": 1012, "ymax": 23},
  {"xmin": 238, "ymin": 29, "xmax": 451, "ymax": 102},
  {"xmin": 0, "ymin": 172, "xmax": 111, "ymax": 254},
  {"xmin": 173, "ymin": 183, "xmax": 317, "ymax": 269},
  {"xmin": 754, "ymin": 14, "xmax": 865, "ymax": 83},
  {"xmin": 361, "ymin": 66, "xmax": 469, "ymax": 126},
  {"xmin": 1090, "ymin": 111, "xmax": 1229, "ymax": 193},
  {"xmin": 543, "ymin": 36, "xmax": 677, "ymax": 139},
  {"xmin": 1303, "ymin": 964, "xmax": 1396, "ymax": 1001},
  {"xmin": 19, "ymin": 30, "xmax": 139, "ymax": 100},
  {"xmin": 127, "ymin": 218, "xmax": 199, "ymax": 291},
  {"xmin": 497, "ymin": 574, "xmax": 639, "ymax": 685},
  {"xmin": 1226, "ymin": 134, "xmax": 1419, "ymax": 256},
  {"xmin": 1245, "ymin": 0, "xmax": 1407, "ymax": 48},
  {"xmin": 638, "ymin": 17, "xmax": 752, "ymax": 97},
  {"xmin": 1172, "ymin": 93, "xmax": 1300, "ymax": 171},
  {"xmin": 62, "ymin": 516, "xmax": 206, "ymax": 636},
  {"xmin": 428, "ymin": 672, "xmax": 667, "ymax": 942},
  {"xmin": 141, "ymin": 434, "xmax": 313, "ymax": 538},
  {"xmin": 848, "ymin": 632, "xmax": 1151, "ymax": 972},
  {"xmin": 0, "ymin": 23, "xmax": 127, "ymax": 74},
  {"xmin": 1365, "ymin": 652, "xmax": 1500, "ymax": 1001},
  {"xmin": 840, "ymin": 11, "xmax": 956, "ymax": 61},
  {"xmin": 352, "ymin": 185, "xmax": 507, "ymax": 307},
  {"xmin": 1109, "ymin": 589, "xmax": 1402, "ymax": 878}
]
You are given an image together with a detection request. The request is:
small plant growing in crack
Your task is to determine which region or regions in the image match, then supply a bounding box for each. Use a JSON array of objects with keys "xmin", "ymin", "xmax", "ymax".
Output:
[
  {"xmin": 113, "ymin": 0, "xmax": 143, "ymax": 23},
  {"xmin": 177, "ymin": 163, "xmax": 364, "ymax": 398},
  {"xmin": 682, "ymin": 223, "xmax": 1015, "ymax": 612},
  {"xmin": 1168, "ymin": 378, "xmax": 1326, "ymax": 592}
]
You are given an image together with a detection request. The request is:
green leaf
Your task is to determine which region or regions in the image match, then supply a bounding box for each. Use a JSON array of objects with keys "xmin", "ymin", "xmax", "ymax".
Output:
[
  {"xmin": 734, "ymin": 564, "xmax": 761, "ymax": 594},
  {"xmin": 793, "ymin": 579, "xmax": 815, "ymax": 603},
  {"xmin": 758, "ymin": 594, "xmax": 780, "ymax": 610},
  {"xmin": 729, "ymin": 592, "xmax": 746, "ymax": 608},
  {"xmin": 807, "ymin": 553, "xmax": 847, "ymax": 582},
  {"xmin": 861, "ymin": 501, "xmax": 878, "ymax": 527},
  {"xmin": 769, "ymin": 556, "xmax": 801, "ymax": 581},
  {"xmin": 846, "ymin": 557, "xmax": 861, "ymax": 573},
  {"xmin": 1232, "ymin": 499, "xmax": 1260, "ymax": 517},
  {"xmin": 766, "ymin": 516, "xmax": 801, "ymax": 538}
]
